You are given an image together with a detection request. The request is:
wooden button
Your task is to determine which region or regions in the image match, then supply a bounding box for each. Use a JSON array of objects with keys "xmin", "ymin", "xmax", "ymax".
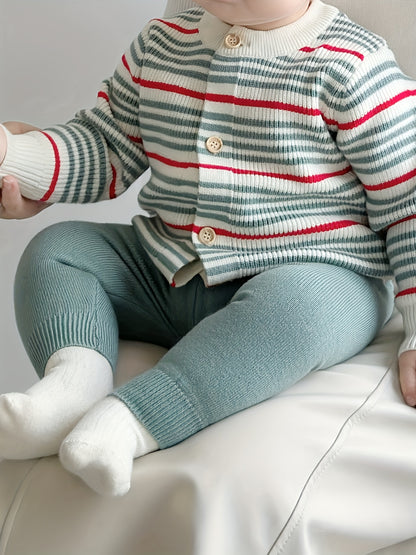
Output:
[
  {"xmin": 198, "ymin": 227, "xmax": 216, "ymax": 246},
  {"xmin": 206, "ymin": 136, "xmax": 223, "ymax": 154},
  {"xmin": 224, "ymin": 34, "xmax": 242, "ymax": 49}
]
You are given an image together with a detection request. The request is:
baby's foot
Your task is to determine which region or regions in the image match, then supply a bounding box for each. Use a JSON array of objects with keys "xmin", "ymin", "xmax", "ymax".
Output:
[
  {"xmin": 59, "ymin": 396, "xmax": 158, "ymax": 496},
  {"xmin": 0, "ymin": 347, "xmax": 113, "ymax": 459},
  {"xmin": 0, "ymin": 392, "xmax": 73, "ymax": 459}
]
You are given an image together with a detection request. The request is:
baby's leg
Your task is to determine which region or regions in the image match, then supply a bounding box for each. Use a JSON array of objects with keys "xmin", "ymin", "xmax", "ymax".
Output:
[
  {"xmin": 60, "ymin": 264, "xmax": 394, "ymax": 496},
  {"xmin": 0, "ymin": 221, "xmax": 177, "ymax": 460}
]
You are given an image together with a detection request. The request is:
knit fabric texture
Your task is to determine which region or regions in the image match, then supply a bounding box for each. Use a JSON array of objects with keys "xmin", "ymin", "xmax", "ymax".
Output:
[{"xmin": 1, "ymin": 0, "xmax": 416, "ymax": 353}]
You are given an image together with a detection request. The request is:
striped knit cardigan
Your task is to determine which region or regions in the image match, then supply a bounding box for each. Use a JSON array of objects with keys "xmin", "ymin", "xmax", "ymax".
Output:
[{"xmin": 1, "ymin": 0, "xmax": 416, "ymax": 354}]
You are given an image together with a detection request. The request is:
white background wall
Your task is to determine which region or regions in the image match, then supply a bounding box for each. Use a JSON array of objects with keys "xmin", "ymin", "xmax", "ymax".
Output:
[{"xmin": 0, "ymin": 0, "xmax": 166, "ymax": 392}]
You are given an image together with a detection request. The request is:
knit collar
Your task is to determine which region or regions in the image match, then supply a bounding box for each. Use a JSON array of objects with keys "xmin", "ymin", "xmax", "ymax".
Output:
[{"xmin": 197, "ymin": 0, "xmax": 339, "ymax": 58}]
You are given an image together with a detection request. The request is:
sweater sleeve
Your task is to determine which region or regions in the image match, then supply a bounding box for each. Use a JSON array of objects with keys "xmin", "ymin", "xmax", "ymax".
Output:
[
  {"xmin": 0, "ymin": 30, "xmax": 150, "ymax": 203},
  {"xmin": 329, "ymin": 47, "xmax": 416, "ymax": 354}
]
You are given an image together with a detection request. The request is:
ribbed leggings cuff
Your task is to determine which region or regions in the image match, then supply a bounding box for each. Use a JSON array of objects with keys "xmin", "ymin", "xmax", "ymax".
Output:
[
  {"xmin": 25, "ymin": 312, "xmax": 118, "ymax": 376},
  {"xmin": 112, "ymin": 369, "xmax": 207, "ymax": 449}
]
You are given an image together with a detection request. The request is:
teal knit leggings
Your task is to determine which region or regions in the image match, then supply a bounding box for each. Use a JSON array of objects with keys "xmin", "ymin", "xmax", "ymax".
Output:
[{"xmin": 15, "ymin": 221, "xmax": 394, "ymax": 449}]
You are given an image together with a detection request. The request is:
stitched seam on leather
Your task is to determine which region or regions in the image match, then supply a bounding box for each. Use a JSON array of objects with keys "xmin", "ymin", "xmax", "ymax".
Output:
[{"xmin": 267, "ymin": 360, "xmax": 395, "ymax": 555}]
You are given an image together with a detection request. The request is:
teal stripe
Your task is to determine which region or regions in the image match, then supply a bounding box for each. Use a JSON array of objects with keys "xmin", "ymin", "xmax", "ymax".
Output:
[
  {"xmin": 330, "ymin": 62, "xmax": 406, "ymax": 113},
  {"xmin": 388, "ymin": 244, "xmax": 416, "ymax": 262},
  {"xmin": 50, "ymin": 124, "xmax": 105, "ymax": 203},
  {"xmin": 148, "ymin": 168, "xmax": 198, "ymax": 195},
  {"xmin": 394, "ymin": 269, "xmax": 416, "ymax": 283},
  {"xmin": 340, "ymin": 115, "xmax": 415, "ymax": 152},
  {"xmin": 323, "ymin": 14, "xmax": 385, "ymax": 51},
  {"xmin": 194, "ymin": 144, "xmax": 344, "ymax": 165},
  {"xmin": 195, "ymin": 176, "xmax": 362, "ymax": 199},
  {"xmin": 194, "ymin": 204, "xmax": 367, "ymax": 224},
  {"xmin": 201, "ymin": 252, "xmax": 388, "ymax": 281},
  {"xmin": 45, "ymin": 127, "xmax": 76, "ymax": 203},
  {"xmin": 149, "ymin": 28, "xmax": 207, "ymax": 54},
  {"xmin": 139, "ymin": 229, "xmax": 195, "ymax": 268},
  {"xmin": 131, "ymin": 34, "xmax": 146, "ymax": 68},
  {"xmin": 368, "ymin": 200, "xmax": 416, "ymax": 223},
  {"xmin": 139, "ymin": 192, "xmax": 198, "ymax": 211}
]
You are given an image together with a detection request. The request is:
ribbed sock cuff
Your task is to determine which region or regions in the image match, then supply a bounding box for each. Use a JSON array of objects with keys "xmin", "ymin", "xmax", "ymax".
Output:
[{"xmin": 112, "ymin": 369, "xmax": 207, "ymax": 449}]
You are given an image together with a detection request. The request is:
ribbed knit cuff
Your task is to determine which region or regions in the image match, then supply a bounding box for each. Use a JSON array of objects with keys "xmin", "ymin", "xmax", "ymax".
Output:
[
  {"xmin": 0, "ymin": 124, "xmax": 56, "ymax": 200},
  {"xmin": 396, "ymin": 296, "xmax": 416, "ymax": 356},
  {"xmin": 112, "ymin": 368, "xmax": 207, "ymax": 449},
  {"xmin": 23, "ymin": 312, "xmax": 119, "ymax": 378}
]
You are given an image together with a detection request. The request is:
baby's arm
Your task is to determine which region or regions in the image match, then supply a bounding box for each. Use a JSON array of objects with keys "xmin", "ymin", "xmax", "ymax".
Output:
[
  {"xmin": 0, "ymin": 30, "xmax": 150, "ymax": 204},
  {"xmin": 330, "ymin": 47, "xmax": 416, "ymax": 404}
]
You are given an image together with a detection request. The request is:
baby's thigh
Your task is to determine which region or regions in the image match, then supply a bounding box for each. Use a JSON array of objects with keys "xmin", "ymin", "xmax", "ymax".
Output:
[
  {"xmin": 17, "ymin": 220, "xmax": 139, "ymax": 289},
  {"xmin": 236, "ymin": 263, "xmax": 394, "ymax": 369},
  {"xmin": 16, "ymin": 221, "xmax": 176, "ymax": 343}
]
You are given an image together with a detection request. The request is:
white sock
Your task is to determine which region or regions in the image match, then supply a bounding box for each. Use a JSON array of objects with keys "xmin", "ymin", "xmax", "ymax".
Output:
[
  {"xmin": 0, "ymin": 347, "xmax": 113, "ymax": 459},
  {"xmin": 59, "ymin": 396, "xmax": 159, "ymax": 497}
]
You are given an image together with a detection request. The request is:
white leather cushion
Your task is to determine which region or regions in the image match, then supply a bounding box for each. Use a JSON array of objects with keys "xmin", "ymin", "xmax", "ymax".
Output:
[{"xmin": 1, "ymin": 311, "xmax": 416, "ymax": 555}]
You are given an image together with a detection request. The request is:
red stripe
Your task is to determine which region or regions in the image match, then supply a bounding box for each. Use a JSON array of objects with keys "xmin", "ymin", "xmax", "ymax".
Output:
[
  {"xmin": 152, "ymin": 19, "xmax": 199, "ymax": 34},
  {"xmin": 128, "ymin": 135, "xmax": 143, "ymax": 144},
  {"xmin": 97, "ymin": 92, "xmax": 142, "ymax": 145},
  {"xmin": 165, "ymin": 219, "xmax": 360, "ymax": 241},
  {"xmin": 197, "ymin": 163, "xmax": 352, "ymax": 184},
  {"xmin": 147, "ymin": 151, "xmax": 199, "ymax": 169},
  {"xmin": 97, "ymin": 91, "xmax": 110, "ymax": 102},
  {"xmin": 125, "ymin": 71, "xmax": 416, "ymax": 133},
  {"xmin": 146, "ymin": 151, "xmax": 351, "ymax": 183},
  {"xmin": 364, "ymin": 168, "xmax": 416, "ymax": 191},
  {"xmin": 388, "ymin": 214, "xmax": 416, "ymax": 229},
  {"xmin": 109, "ymin": 164, "xmax": 117, "ymax": 199},
  {"xmin": 396, "ymin": 288, "xmax": 416, "ymax": 298},
  {"xmin": 122, "ymin": 54, "xmax": 140, "ymax": 83},
  {"xmin": 324, "ymin": 90, "xmax": 416, "ymax": 130},
  {"xmin": 204, "ymin": 93, "xmax": 321, "ymax": 115},
  {"xmin": 300, "ymin": 44, "xmax": 364, "ymax": 61},
  {"xmin": 139, "ymin": 79, "xmax": 205, "ymax": 100},
  {"xmin": 138, "ymin": 79, "xmax": 321, "ymax": 115},
  {"xmin": 138, "ymin": 81, "xmax": 416, "ymax": 126},
  {"xmin": 40, "ymin": 132, "xmax": 60, "ymax": 202}
]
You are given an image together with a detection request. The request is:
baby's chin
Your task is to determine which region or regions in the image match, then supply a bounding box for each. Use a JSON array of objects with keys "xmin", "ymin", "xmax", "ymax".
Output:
[{"xmin": 195, "ymin": 0, "xmax": 311, "ymax": 30}]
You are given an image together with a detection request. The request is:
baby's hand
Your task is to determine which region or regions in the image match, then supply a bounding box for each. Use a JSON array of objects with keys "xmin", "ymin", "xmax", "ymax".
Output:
[
  {"xmin": 0, "ymin": 175, "xmax": 50, "ymax": 219},
  {"xmin": 399, "ymin": 350, "xmax": 416, "ymax": 407}
]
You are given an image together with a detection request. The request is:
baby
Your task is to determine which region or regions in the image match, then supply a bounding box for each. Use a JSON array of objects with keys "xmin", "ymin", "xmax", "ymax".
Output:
[{"xmin": 0, "ymin": 0, "xmax": 415, "ymax": 497}]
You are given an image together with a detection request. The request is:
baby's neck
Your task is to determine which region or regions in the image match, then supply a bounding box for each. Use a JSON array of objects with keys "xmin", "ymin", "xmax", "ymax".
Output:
[{"xmin": 242, "ymin": 1, "xmax": 311, "ymax": 31}]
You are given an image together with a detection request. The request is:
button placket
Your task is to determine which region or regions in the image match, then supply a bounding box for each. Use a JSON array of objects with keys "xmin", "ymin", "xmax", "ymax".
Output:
[{"xmin": 195, "ymin": 32, "xmax": 244, "ymax": 257}]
